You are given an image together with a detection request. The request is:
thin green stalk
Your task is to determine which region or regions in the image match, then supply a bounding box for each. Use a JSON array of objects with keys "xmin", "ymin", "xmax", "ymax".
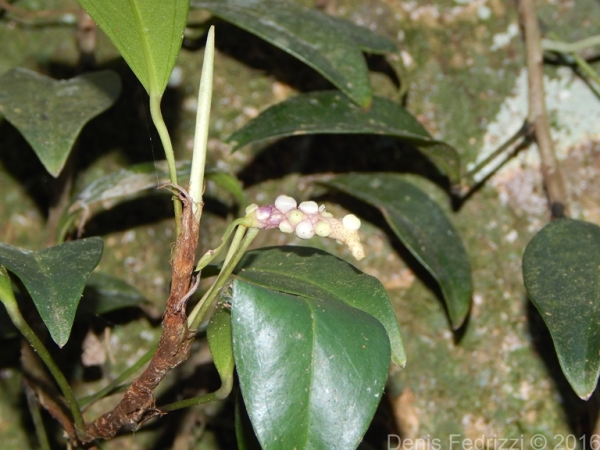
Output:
[
  {"xmin": 0, "ymin": 268, "xmax": 86, "ymax": 439},
  {"xmin": 56, "ymin": 214, "xmax": 75, "ymax": 244},
  {"xmin": 149, "ymin": 94, "xmax": 182, "ymax": 232},
  {"xmin": 195, "ymin": 218, "xmax": 246, "ymax": 272},
  {"xmin": 572, "ymin": 52, "xmax": 600, "ymax": 90},
  {"xmin": 188, "ymin": 227, "xmax": 258, "ymax": 330},
  {"xmin": 189, "ymin": 26, "xmax": 215, "ymax": 221},
  {"xmin": 129, "ymin": 0, "xmax": 181, "ymax": 229},
  {"xmin": 542, "ymin": 33, "xmax": 600, "ymax": 91},
  {"xmin": 222, "ymin": 225, "xmax": 250, "ymax": 268},
  {"xmin": 25, "ymin": 386, "xmax": 52, "ymax": 450},
  {"xmin": 542, "ymin": 34, "xmax": 600, "ymax": 54},
  {"xmin": 544, "ymin": 32, "xmax": 600, "ymax": 95},
  {"xmin": 160, "ymin": 374, "xmax": 233, "ymax": 412},
  {"xmin": 460, "ymin": 122, "xmax": 529, "ymax": 188},
  {"xmin": 78, "ymin": 344, "xmax": 156, "ymax": 409},
  {"xmin": 187, "ymin": 224, "xmax": 247, "ymax": 328}
]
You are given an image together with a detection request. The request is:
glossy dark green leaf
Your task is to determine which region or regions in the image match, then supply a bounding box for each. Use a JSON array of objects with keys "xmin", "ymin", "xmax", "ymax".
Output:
[
  {"xmin": 235, "ymin": 390, "xmax": 263, "ymax": 450},
  {"xmin": 207, "ymin": 302, "xmax": 235, "ymax": 385},
  {"xmin": 228, "ymin": 91, "xmax": 460, "ymax": 181},
  {"xmin": 325, "ymin": 174, "xmax": 472, "ymax": 329},
  {"xmin": 0, "ymin": 68, "xmax": 121, "ymax": 177},
  {"xmin": 61, "ymin": 161, "xmax": 245, "ymax": 237},
  {"xmin": 0, "ymin": 238, "xmax": 103, "ymax": 347},
  {"xmin": 79, "ymin": 272, "xmax": 147, "ymax": 317},
  {"xmin": 523, "ymin": 218, "xmax": 600, "ymax": 399},
  {"xmin": 234, "ymin": 245, "xmax": 405, "ymax": 366},
  {"xmin": 193, "ymin": 0, "xmax": 372, "ymax": 107},
  {"xmin": 324, "ymin": 15, "xmax": 397, "ymax": 54},
  {"xmin": 231, "ymin": 279, "xmax": 390, "ymax": 450},
  {"xmin": 77, "ymin": 0, "xmax": 189, "ymax": 96}
]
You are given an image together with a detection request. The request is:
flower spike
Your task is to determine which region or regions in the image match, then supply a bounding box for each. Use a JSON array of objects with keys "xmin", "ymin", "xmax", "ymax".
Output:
[{"xmin": 243, "ymin": 195, "xmax": 365, "ymax": 260}]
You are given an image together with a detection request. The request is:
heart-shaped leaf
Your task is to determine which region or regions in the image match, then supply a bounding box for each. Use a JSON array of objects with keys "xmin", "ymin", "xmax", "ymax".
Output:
[
  {"xmin": 0, "ymin": 68, "xmax": 121, "ymax": 177},
  {"xmin": 0, "ymin": 238, "xmax": 103, "ymax": 347},
  {"xmin": 77, "ymin": 0, "xmax": 189, "ymax": 96},
  {"xmin": 523, "ymin": 218, "xmax": 600, "ymax": 399},
  {"xmin": 228, "ymin": 91, "xmax": 460, "ymax": 181},
  {"xmin": 193, "ymin": 0, "xmax": 373, "ymax": 108},
  {"xmin": 325, "ymin": 174, "xmax": 472, "ymax": 329},
  {"xmin": 231, "ymin": 279, "xmax": 390, "ymax": 450},
  {"xmin": 234, "ymin": 245, "xmax": 405, "ymax": 366}
]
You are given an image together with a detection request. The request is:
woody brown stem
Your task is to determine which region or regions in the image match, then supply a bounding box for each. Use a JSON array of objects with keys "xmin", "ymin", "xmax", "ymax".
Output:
[
  {"xmin": 519, "ymin": 0, "xmax": 570, "ymax": 218},
  {"xmin": 84, "ymin": 190, "xmax": 199, "ymax": 442}
]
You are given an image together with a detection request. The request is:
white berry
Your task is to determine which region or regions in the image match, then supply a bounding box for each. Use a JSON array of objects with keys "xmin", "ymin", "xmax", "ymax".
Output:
[
  {"xmin": 275, "ymin": 195, "xmax": 297, "ymax": 213},
  {"xmin": 295, "ymin": 220, "xmax": 315, "ymax": 239},
  {"xmin": 314, "ymin": 220, "xmax": 332, "ymax": 237},
  {"xmin": 287, "ymin": 209, "xmax": 305, "ymax": 226},
  {"xmin": 279, "ymin": 221, "xmax": 294, "ymax": 233},
  {"xmin": 298, "ymin": 201, "xmax": 319, "ymax": 214},
  {"xmin": 342, "ymin": 214, "xmax": 361, "ymax": 230}
]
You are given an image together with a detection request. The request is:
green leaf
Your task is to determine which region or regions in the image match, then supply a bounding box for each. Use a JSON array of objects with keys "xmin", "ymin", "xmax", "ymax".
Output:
[
  {"xmin": 193, "ymin": 0, "xmax": 372, "ymax": 107},
  {"xmin": 228, "ymin": 91, "xmax": 460, "ymax": 181},
  {"xmin": 207, "ymin": 302, "xmax": 235, "ymax": 386},
  {"xmin": 80, "ymin": 272, "xmax": 147, "ymax": 317},
  {"xmin": 206, "ymin": 169, "xmax": 247, "ymax": 207},
  {"xmin": 325, "ymin": 174, "xmax": 472, "ymax": 329},
  {"xmin": 61, "ymin": 161, "xmax": 246, "ymax": 237},
  {"xmin": 0, "ymin": 68, "xmax": 121, "ymax": 177},
  {"xmin": 234, "ymin": 246, "xmax": 405, "ymax": 366},
  {"xmin": 75, "ymin": 161, "xmax": 244, "ymax": 209},
  {"xmin": 231, "ymin": 279, "xmax": 390, "ymax": 450},
  {"xmin": 324, "ymin": 15, "xmax": 398, "ymax": 54},
  {"xmin": 0, "ymin": 238, "xmax": 103, "ymax": 347},
  {"xmin": 523, "ymin": 218, "xmax": 600, "ymax": 399},
  {"xmin": 76, "ymin": 0, "xmax": 189, "ymax": 95},
  {"xmin": 235, "ymin": 390, "xmax": 263, "ymax": 450}
]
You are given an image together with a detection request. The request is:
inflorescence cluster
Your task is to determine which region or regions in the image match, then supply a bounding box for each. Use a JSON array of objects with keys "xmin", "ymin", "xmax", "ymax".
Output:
[{"xmin": 244, "ymin": 195, "xmax": 365, "ymax": 260}]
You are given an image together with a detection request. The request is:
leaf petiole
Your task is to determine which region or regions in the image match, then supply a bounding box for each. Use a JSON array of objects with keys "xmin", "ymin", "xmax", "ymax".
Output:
[
  {"xmin": 0, "ymin": 266, "xmax": 86, "ymax": 440},
  {"xmin": 149, "ymin": 94, "xmax": 182, "ymax": 233},
  {"xmin": 188, "ymin": 226, "xmax": 258, "ymax": 330}
]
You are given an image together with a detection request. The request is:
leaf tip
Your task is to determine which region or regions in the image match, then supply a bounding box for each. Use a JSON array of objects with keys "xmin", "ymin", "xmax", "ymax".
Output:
[
  {"xmin": 360, "ymin": 95, "xmax": 373, "ymax": 111},
  {"xmin": 52, "ymin": 332, "xmax": 70, "ymax": 349},
  {"xmin": 573, "ymin": 380, "xmax": 597, "ymax": 400},
  {"xmin": 392, "ymin": 353, "xmax": 407, "ymax": 368}
]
